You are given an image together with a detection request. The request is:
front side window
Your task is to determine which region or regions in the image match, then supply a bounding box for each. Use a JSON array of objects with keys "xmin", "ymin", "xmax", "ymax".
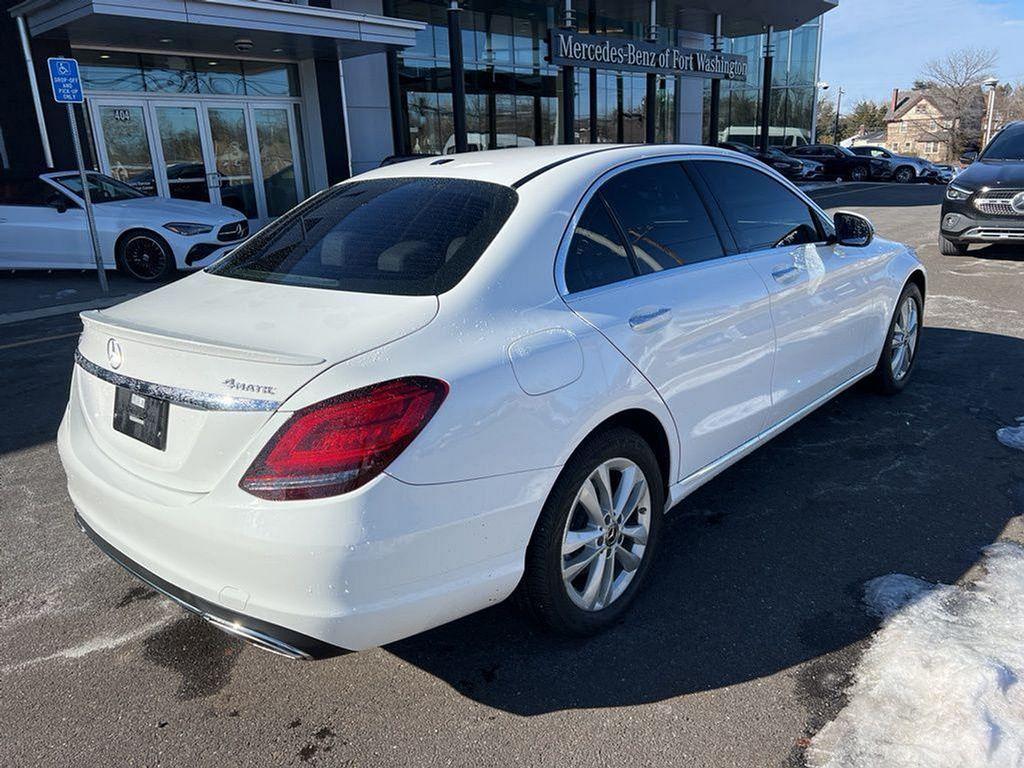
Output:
[
  {"xmin": 208, "ymin": 177, "xmax": 517, "ymax": 295},
  {"xmin": 55, "ymin": 173, "xmax": 144, "ymax": 203},
  {"xmin": 0, "ymin": 178, "xmax": 70, "ymax": 207},
  {"xmin": 600, "ymin": 163, "xmax": 724, "ymax": 274},
  {"xmin": 694, "ymin": 160, "xmax": 821, "ymax": 252}
]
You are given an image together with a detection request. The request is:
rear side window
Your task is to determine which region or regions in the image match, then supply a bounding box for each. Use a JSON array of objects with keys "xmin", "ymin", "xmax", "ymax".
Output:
[
  {"xmin": 564, "ymin": 197, "xmax": 634, "ymax": 293},
  {"xmin": 694, "ymin": 160, "xmax": 821, "ymax": 252},
  {"xmin": 208, "ymin": 177, "xmax": 517, "ymax": 295},
  {"xmin": 600, "ymin": 163, "xmax": 724, "ymax": 273}
]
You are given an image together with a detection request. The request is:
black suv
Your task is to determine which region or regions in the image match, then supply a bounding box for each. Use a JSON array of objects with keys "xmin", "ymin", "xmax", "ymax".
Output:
[
  {"xmin": 787, "ymin": 144, "xmax": 893, "ymax": 182},
  {"xmin": 940, "ymin": 121, "xmax": 1024, "ymax": 255},
  {"xmin": 719, "ymin": 141, "xmax": 823, "ymax": 180}
]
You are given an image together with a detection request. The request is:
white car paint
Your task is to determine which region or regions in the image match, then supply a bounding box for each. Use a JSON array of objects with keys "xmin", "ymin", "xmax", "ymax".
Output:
[
  {"xmin": 57, "ymin": 144, "xmax": 926, "ymax": 655},
  {"xmin": 0, "ymin": 172, "xmax": 247, "ymax": 272}
]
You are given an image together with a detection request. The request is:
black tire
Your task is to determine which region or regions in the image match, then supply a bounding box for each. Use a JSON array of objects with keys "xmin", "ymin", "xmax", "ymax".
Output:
[
  {"xmin": 116, "ymin": 230, "xmax": 177, "ymax": 282},
  {"xmin": 850, "ymin": 165, "xmax": 869, "ymax": 182},
  {"xmin": 870, "ymin": 282, "xmax": 923, "ymax": 395},
  {"xmin": 894, "ymin": 166, "xmax": 915, "ymax": 184},
  {"xmin": 517, "ymin": 427, "xmax": 665, "ymax": 636},
  {"xmin": 939, "ymin": 234, "xmax": 968, "ymax": 256}
]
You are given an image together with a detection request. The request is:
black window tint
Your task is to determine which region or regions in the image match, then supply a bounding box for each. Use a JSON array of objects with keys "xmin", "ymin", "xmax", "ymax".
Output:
[
  {"xmin": 208, "ymin": 177, "xmax": 517, "ymax": 295},
  {"xmin": 600, "ymin": 163, "xmax": 723, "ymax": 274},
  {"xmin": 0, "ymin": 178, "xmax": 65, "ymax": 206},
  {"xmin": 981, "ymin": 124, "xmax": 1024, "ymax": 161},
  {"xmin": 564, "ymin": 197, "xmax": 634, "ymax": 292},
  {"xmin": 695, "ymin": 161, "xmax": 821, "ymax": 252}
]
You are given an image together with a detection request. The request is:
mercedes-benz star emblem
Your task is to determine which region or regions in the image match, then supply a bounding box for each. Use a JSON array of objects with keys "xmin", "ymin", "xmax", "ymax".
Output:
[
  {"xmin": 1011, "ymin": 192, "xmax": 1024, "ymax": 215},
  {"xmin": 106, "ymin": 338, "xmax": 123, "ymax": 370}
]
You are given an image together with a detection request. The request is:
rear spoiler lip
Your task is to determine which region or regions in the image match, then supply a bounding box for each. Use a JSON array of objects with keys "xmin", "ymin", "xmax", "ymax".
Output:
[{"xmin": 80, "ymin": 309, "xmax": 327, "ymax": 367}]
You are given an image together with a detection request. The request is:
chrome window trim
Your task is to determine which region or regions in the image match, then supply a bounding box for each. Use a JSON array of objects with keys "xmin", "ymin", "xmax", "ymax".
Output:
[
  {"xmin": 554, "ymin": 152, "xmax": 834, "ymax": 298},
  {"xmin": 74, "ymin": 350, "xmax": 282, "ymax": 412}
]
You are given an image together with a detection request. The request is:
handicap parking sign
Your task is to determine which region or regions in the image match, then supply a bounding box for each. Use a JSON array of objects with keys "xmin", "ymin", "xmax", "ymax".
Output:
[{"xmin": 47, "ymin": 57, "xmax": 83, "ymax": 103}]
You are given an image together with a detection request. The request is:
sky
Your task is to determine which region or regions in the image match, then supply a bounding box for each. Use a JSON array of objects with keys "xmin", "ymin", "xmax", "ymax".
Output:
[{"xmin": 819, "ymin": 0, "xmax": 1024, "ymax": 111}]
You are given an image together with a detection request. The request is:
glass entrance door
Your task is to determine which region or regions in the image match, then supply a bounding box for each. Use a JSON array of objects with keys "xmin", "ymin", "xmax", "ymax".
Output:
[
  {"xmin": 93, "ymin": 102, "xmax": 159, "ymax": 196},
  {"xmin": 153, "ymin": 105, "xmax": 210, "ymax": 203},
  {"xmin": 89, "ymin": 97, "xmax": 306, "ymax": 222},
  {"xmin": 253, "ymin": 107, "xmax": 301, "ymax": 217}
]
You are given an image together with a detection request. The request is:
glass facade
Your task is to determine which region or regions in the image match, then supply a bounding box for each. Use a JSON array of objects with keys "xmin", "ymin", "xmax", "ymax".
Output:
[
  {"xmin": 706, "ymin": 18, "xmax": 821, "ymax": 147},
  {"xmin": 393, "ymin": 1, "xmax": 680, "ymax": 153},
  {"xmin": 393, "ymin": 4, "xmax": 822, "ymax": 154},
  {"xmin": 75, "ymin": 50, "xmax": 300, "ymax": 97}
]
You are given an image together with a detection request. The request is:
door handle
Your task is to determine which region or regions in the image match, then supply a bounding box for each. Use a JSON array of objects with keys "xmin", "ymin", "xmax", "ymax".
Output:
[
  {"xmin": 628, "ymin": 307, "xmax": 672, "ymax": 333},
  {"xmin": 771, "ymin": 265, "xmax": 801, "ymax": 283}
]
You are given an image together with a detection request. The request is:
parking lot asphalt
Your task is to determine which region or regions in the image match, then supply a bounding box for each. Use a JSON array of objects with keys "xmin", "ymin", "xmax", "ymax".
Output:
[{"xmin": 2, "ymin": 182, "xmax": 1023, "ymax": 768}]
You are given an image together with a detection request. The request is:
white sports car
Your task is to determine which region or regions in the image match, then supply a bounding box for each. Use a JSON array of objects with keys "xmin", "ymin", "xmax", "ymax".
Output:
[
  {"xmin": 0, "ymin": 171, "xmax": 248, "ymax": 280},
  {"xmin": 58, "ymin": 145, "xmax": 925, "ymax": 657}
]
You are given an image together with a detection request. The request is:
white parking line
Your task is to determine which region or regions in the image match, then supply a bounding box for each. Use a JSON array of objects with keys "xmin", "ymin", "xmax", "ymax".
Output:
[
  {"xmin": 810, "ymin": 183, "xmax": 892, "ymax": 201},
  {"xmin": 0, "ymin": 293, "xmax": 138, "ymax": 327},
  {"xmin": 0, "ymin": 332, "xmax": 81, "ymax": 351}
]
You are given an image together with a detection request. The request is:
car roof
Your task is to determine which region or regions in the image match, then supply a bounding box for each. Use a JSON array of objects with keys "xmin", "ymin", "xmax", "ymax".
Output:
[{"xmin": 356, "ymin": 144, "xmax": 740, "ymax": 188}]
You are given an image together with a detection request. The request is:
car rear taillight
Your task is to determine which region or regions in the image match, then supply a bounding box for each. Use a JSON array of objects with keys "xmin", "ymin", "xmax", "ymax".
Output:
[{"xmin": 240, "ymin": 377, "xmax": 448, "ymax": 501}]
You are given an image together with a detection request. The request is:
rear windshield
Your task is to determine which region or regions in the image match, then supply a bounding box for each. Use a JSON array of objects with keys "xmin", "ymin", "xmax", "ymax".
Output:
[{"xmin": 207, "ymin": 177, "xmax": 518, "ymax": 295}]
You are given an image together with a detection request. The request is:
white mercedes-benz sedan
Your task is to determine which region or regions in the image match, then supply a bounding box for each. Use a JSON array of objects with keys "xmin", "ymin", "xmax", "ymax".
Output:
[
  {"xmin": 0, "ymin": 172, "xmax": 248, "ymax": 280},
  {"xmin": 58, "ymin": 145, "xmax": 925, "ymax": 658}
]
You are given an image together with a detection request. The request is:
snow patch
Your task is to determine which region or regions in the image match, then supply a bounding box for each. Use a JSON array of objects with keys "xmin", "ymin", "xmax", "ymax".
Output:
[
  {"xmin": 863, "ymin": 573, "xmax": 934, "ymax": 619},
  {"xmin": 996, "ymin": 418, "xmax": 1024, "ymax": 452},
  {"xmin": 807, "ymin": 542, "xmax": 1024, "ymax": 768}
]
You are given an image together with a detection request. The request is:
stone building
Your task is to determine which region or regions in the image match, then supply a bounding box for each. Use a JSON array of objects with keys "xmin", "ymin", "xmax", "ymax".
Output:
[{"xmin": 884, "ymin": 88, "xmax": 982, "ymax": 163}]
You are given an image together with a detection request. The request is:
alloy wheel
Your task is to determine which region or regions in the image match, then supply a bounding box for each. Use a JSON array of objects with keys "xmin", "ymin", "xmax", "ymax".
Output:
[
  {"xmin": 560, "ymin": 458, "xmax": 652, "ymax": 612},
  {"xmin": 122, "ymin": 235, "xmax": 170, "ymax": 281},
  {"xmin": 890, "ymin": 295, "xmax": 920, "ymax": 381}
]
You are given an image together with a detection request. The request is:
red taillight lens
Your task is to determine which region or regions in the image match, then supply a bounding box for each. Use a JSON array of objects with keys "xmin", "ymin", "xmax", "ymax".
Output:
[{"xmin": 240, "ymin": 377, "xmax": 448, "ymax": 501}]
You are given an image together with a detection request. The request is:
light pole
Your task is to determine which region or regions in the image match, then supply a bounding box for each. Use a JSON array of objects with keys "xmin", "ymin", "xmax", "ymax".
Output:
[
  {"xmin": 983, "ymin": 77, "xmax": 999, "ymax": 148},
  {"xmin": 833, "ymin": 86, "xmax": 845, "ymax": 145},
  {"xmin": 812, "ymin": 81, "xmax": 829, "ymax": 143}
]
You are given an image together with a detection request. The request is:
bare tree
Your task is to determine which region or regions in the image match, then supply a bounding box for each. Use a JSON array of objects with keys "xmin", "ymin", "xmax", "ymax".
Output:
[
  {"xmin": 996, "ymin": 82, "xmax": 1024, "ymax": 126},
  {"xmin": 918, "ymin": 47, "xmax": 997, "ymax": 158}
]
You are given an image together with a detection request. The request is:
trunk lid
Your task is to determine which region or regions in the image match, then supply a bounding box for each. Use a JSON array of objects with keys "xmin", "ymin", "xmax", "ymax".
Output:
[{"xmin": 73, "ymin": 272, "xmax": 438, "ymax": 493}]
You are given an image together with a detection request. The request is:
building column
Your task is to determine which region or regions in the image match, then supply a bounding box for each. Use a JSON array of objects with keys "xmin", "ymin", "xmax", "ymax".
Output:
[
  {"xmin": 314, "ymin": 57, "xmax": 351, "ymax": 184},
  {"xmin": 706, "ymin": 14, "xmax": 722, "ymax": 146},
  {"xmin": 616, "ymin": 74, "xmax": 624, "ymax": 142},
  {"xmin": 645, "ymin": 0, "xmax": 657, "ymax": 143},
  {"xmin": 385, "ymin": 50, "xmax": 408, "ymax": 156},
  {"xmin": 758, "ymin": 25, "xmax": 774, "ymax": 153},
  {"xmin": 587, "ymin": 0, "xmax": 598, "ymax": 143},
  {"xmin": 447, "ymin": 0, "xmax": 468, "ymax": 153},
  {"xmin": 560, "ymin": 0, "xmax": 575, "ymax": 145}
]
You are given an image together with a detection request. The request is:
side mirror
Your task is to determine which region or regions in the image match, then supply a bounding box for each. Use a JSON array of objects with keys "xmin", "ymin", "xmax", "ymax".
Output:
[
  {"xmin": 47, "ymin": 196, "xmax": 68, "ymax": 214},
  {"xmin": 960, "ymin": 150, "xmax": 978, "ymax": 165},
  {"xmin": 833, "ymin": 211, "xmax": 875, "ymax": 247}
]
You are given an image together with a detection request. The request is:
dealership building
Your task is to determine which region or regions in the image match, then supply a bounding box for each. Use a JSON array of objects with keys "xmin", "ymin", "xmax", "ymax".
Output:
[{"xmin": 1, "ymin": 0, "xmax": 834, "ymax": 223}]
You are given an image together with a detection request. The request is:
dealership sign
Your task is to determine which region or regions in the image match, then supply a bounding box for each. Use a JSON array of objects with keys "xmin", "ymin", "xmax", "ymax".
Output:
[{"xmin": 548, "ymin": 30, "xmax": 748, "ymax": 80}]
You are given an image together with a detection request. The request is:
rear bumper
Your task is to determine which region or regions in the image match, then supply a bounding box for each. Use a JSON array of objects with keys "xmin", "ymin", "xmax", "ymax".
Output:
[
  {"xmin": 58, "ymin": 406, "xmax": 555, "ymax": 651},
  {"xmin": 75, "ymin": 511, "xmax": 340, "ymax": 659}
]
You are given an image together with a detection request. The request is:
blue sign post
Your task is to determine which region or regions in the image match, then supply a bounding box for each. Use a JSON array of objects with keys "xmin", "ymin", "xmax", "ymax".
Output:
[{"xmin": 46, "ymin": 58, "xmax": 107, "ymax": 293}]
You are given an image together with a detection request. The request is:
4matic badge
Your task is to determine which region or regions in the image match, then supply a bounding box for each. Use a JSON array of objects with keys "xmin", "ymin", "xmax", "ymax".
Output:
[{"xmin": 222, "ymin": 378, "xmax": 276, "ymax": 395}]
